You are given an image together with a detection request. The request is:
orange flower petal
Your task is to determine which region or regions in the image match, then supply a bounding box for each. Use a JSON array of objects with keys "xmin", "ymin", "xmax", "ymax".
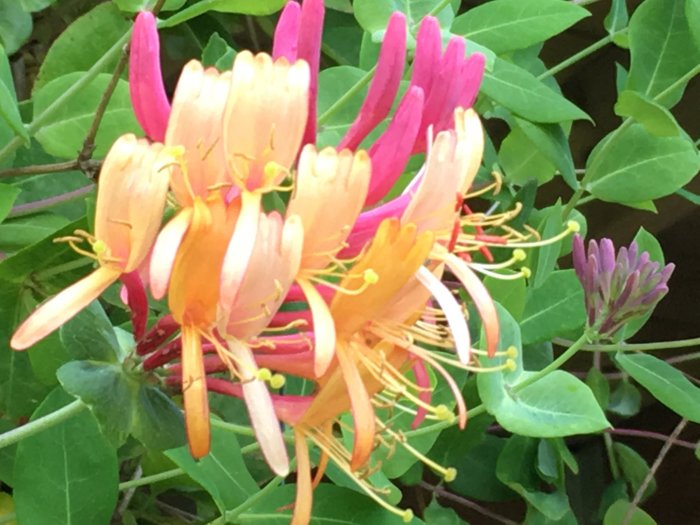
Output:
[
  {"xmin": 182, "ymin": 326, "xmax": 210, "ymax": 459},
  {"xmin": 297, "ymin": 278, "xmax": 336, "ymax": 377},
  {"xmin": 291, "ymin": 430, "xmax": 312, "ymax": 525}
]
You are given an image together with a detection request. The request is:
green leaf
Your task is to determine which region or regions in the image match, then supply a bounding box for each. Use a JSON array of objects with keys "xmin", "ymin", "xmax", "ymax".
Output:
[
  {"xmin": 614, "ymin": 91, "xmax": 680, "ymax": 137},
  {"xmin": 603, "ymin": 500, "xmax": 656, "ymax": 525},
  {"xmin": 238, "ymin": 483, "xmax": 426, "ymax": 524},
  {"xmin": 614, "ymin": 442, "xmax": 656, "ymax": 501},
  {"xmin": 59, "ymin": 301, "xmax": 120, "ymax": 362},
  {"xmin": 0, "ymin": 213, "xmax": 70, "ymax": 251},
  {"xmin": 625, "ymin": 0, "xmax": 700, "ymax": 107},
  {"xmin": 521, "ymin": 270, "xmax": 586, "ymax": 345},
  {"xmin": 0, "ymin": 217, "xmax": 88, "ymax": 283},
  {"xmin": 34, "ymin": 3, "xmax": 130, "ymax": 90},
  {"xmin": 354, "ymin": 0, "xmax": 455, "ymax": 41},
  {"xmin": 323, "ymin": 9, "xmax": 364, "ymax": 66},
  {"xmin": 0, "ymin": 0, "xmax": 32, "ymax": 54},
  {"xmin": 57, "ymin": 361, "xmax": 134, "ymax": 447},
  {"xmin": 530, "ymin": 203, "xmax": 564, "ymax": 289},
  {"xmin": 113, "ymin": 0, "xmax": 187, "ymax": 12},
  {"xmin": 481, "ymin": 58, "xmax": 589, "ymax": 123},
  {"xmin": 604, "ymin": 0, "xmax": 629, "ymax": 34},
  {"xmin": 0, "ymin": 281, "xmax": 51, "ymax": 419},
  {"xmin": 499, "ymin": 127, "xmax": 556, "ymax": 185},
  {"xmin": 482, "ymin": 369, "xmax": 610, "ymax": 438},
  {"xmin": 615, "ymin": 352, "xmax": 700, "ymax": 423},
  {"xmin": 0, "ymin": 46, "xmax": 28, "ymax": 144},
  {"xmin": 448, "ymin": 434, "xmax": 515, "ymax": 502},
  {"xmin": 513, "ymin": 118, "xmax": 577, "ymax": 189},
  {"xmin": 57, "ymin": 360, "xmax": 186, "ymax": 450},
  {"xmin": 423, "ymin": 500, "xmax": 464, "ymax": 525},
  {"xmin": 586, "ymin": 368, "xmax": 610, "ymax": 410},
  {"xmin": 166, "ymin": 422, "xmax": 259, "ymax": 513},
  {"xmin": 317, "ymin": 66, "xmax": 370, "ymax": 147},
  {"xmin": 608, "ymin": 380, "xmax": 642, "ymax": 417},
  {"xmin": 496, "ymin": 435, "xmax": 570, "ymax": 520},
  {"xmin": 160, "ymin": 0, "xmax": 286, "ymax": 28},
  {"xmin": 687, "ymin": 0, "xmax": 700, "ymax": 49},
  {"xmin": 13, "ymin": 388, "xmax": 119, "ymax": 525},
  {"xmin": 34, "ymin": 73, "xmax": 140, "ymax": 159},
  {"xmin": 19, "ymin": 0, "xmax": 57, "ymax": 11},
  {"xmin": 484, "ymin": 275, "xmax": 526, "ymax": 321},
  {"xmin": 452, "ymin": 0, "xmax": 589, "ymax": 55},
  {"xmin": 132, "ymin": 385, "xmax": 186, "ymax": 450},
  {"xmin": 0, "ymin": 184, "xmax": 20, "ymax": 223},
  {"xmin": 0, "ymin": 419, "xmax": 17, "ymax": 486},
  {"xmin": 587, "ymin": 124, "xmax": 699, "ymax": 203},
  {"xmin": 201, "ymin": 33, "xmax": 237, "ymax": 70},
  {"xmin": 27, "ymin": 330, "xmax": 70, "ymax": 385}
]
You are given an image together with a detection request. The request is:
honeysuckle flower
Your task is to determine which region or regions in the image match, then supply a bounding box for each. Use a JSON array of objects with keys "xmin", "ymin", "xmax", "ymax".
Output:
[
  {"xmin": 11, "ymin": 134, "xmax": 173, "ymax": 350},
  {"xmin": 572, "ymin": 234, "xmax": 674, "ymax": 340},
  {"xmin": 215, "ymin": 212, "xmax": 304, "ymax": 476}
]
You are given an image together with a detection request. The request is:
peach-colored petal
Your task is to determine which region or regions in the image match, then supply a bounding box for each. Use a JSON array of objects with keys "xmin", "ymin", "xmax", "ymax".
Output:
[
  {"xmin": 288, "ymin": 146, "xmax": 370, "ymax": 270},
  {"xmin": 454, "ymin": 108, "xmax": 484, "ymax": 194},
  {"xmin": 228, "ymin": 339, "xmax": 289, "ymax": 476},
  {"xmin": 224, "ymin": 52, "xmax": 309, "ymax": 191},
  {"xmin": 416, "ymin": 266, "xmax": 471, "ymax": 364},
  {"xmin": 446, "ymin": 254, "xmax": 499, "ymax": 358},
  {"xmin": 297, "ymin": 278, "xmax": 336, "ymax": 377},
  {"xmin": 11, "ymin": 266, "xmax": 121, "ymax": 350},
  {"xmin": 149, "ymin": 208, "xmax": 193, "ymax": 300},
  {"xmin": 166, "ymin": 60, "xmax": 232, "ymax": 205}
]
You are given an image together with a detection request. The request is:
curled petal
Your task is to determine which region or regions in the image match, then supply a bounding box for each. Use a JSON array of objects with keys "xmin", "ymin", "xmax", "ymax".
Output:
[
  {"xmin": 446, "ymin": 254, "xmax": 499, "ymax": 358},
  {"xmin": 11, "ymin": 266, "xmax": 121, "ymax": 350},
  {"xmin": 149, "ymin": 208, "xmax": 193, "ymax": 300},
  {"xmin": 297, "ymin": 278, "xmax": 336, "ymax": 377},
  {"xmin": 129, "ymin": 11, "xmax": 170, "ymax": 141},
  {"xmin": 228, "ymin": 339, "xmax": 289, "ymax": 477},
  {"xmin": 291, "ymin": 430, "xmax": 313, "ymax": 525}
]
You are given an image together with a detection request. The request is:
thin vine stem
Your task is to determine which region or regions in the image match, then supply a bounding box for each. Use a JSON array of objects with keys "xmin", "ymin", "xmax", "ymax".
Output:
[
  {"xmin": 607, "ymin": 428, "xmax": 696, "ymax": 450},
  {"xmin": 622, "ymin": 418, "xmax": 689, "ymax": 525},
  {"xmin": 420, "ymin": 481, "xmax": 518, "ymax": 525},
  {"xmin": 224, "ymin": 475, "xmax": 286, "ymax": 522},
  {"xmin": 317, "ymin": 66, "xmax": 376, "ymax": 126},
  {"xmin": 538, "ymin": 33, "xmax": 616, "ymax": 80},
  {"xmin": 553, "ymin": 336, "xmax": 700, "ymax": 352},
  {"xmin": 8, "ymin": 185, "xmax": 94, "ymax": 219},
  {"xmin": 119, "ymin": 467, "xmax": 185, "ymax": 491},
  {"xmin": 0, "ymin": 399, "xmax": 86, "ymax": 450}
]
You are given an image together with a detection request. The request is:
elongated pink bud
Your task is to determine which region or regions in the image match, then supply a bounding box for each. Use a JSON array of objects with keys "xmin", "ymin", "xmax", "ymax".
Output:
[
  {"xmin": 339, "ymin": 12, "xmax": 407, "ymax": 151},
  {"xmin": 365, "ymin": 86, "xmax": 424, "ymax": 205},
  {"xmin": 409, "ymin": 16, "xmax": 442, "ymax": 96},
  {"xmin": 297, "ymin": 0, "xmax": 324, "ymax": 146},
  {"xmin": 459, "ymin": 52, "xmax": 486, "ymax": 108},
  {"xmin": 129, "ymin": 12, "xmax": 170, "ymax": 141},
  {"xmin": 273, "ymin": 1, "xmax": 301, "ymax": 61}
]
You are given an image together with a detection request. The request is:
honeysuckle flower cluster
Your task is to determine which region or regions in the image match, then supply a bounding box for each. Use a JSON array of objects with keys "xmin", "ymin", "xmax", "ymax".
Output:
[
  {"xmin": 572, "ymin": 234, "xmax": 674, "ymax": 341},
  {"xmin": 10, "ymin": 2, "xmax": 578, "ymax": 523}
]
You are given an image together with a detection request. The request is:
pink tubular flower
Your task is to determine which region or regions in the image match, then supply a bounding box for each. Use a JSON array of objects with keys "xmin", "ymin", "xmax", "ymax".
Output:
[{"xmin": 129, "ymin": 12, "xmax": 170, "ymax": 141}]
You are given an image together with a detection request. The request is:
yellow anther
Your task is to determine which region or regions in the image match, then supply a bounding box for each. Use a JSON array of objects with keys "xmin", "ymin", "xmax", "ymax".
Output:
[
  {"xmin": 435, "ymin": 404, "xmax": 454, "ymax": 422},
  {"xmin": 505, "ymin": 359, "xmax": 517, "ymax": 372},
  {"xmin": 402, "ymin": 509, "xmax": 414, "ymax": 523},
  {"xmin": 512, "ymin": 249, "xmax": 526, "ymax": 262},
  {"xmin": 163, "ymin": 145, "xmax": 186, "ymax": 159},
  {"xmin": 363, "ymin": 268, "xmax": 379, "ymax": 285},
  {"xmin": 270, "ymin": 374, "xmax": 286, "ymax": 389},
  {"xmin": 520, "ymin": 267, "xmax": 532, "ymax": 279},
  {"xmin": 256, "ymin": 368, "xmax": 272, "ymax": 382},
  {"xmin": 444, "ymin": 467, "xmax": 457, "ymax": 483},
  {"xmin": 567, "ymin": 220, "xmax": 581, "ymax": 233},
  {"xmin": 92, "ymin": 239, "xmax": 108, "ymax": 255},
  {"xmin": 506, "ymin": 346, "xmax": 518, "ymax": 359}
]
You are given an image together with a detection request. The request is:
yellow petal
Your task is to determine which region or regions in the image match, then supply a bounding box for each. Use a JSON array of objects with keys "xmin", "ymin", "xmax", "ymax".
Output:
[
  {"xmin": 291, "ymin": 430, "xmax": 312, "ymax": 525},
  {"xmin": 182, "ymin": 326, "xmax": 210, "ymax": 459},
  {"xmin": 11, "ymin": 266, "xmax": 121, "ymax": 350}
]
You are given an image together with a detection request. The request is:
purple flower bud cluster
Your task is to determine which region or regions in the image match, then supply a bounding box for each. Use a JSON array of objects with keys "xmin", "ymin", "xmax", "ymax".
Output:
[{"xmin": 572, "ymin": 234, "xmax": 674, "ymax": 340}]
